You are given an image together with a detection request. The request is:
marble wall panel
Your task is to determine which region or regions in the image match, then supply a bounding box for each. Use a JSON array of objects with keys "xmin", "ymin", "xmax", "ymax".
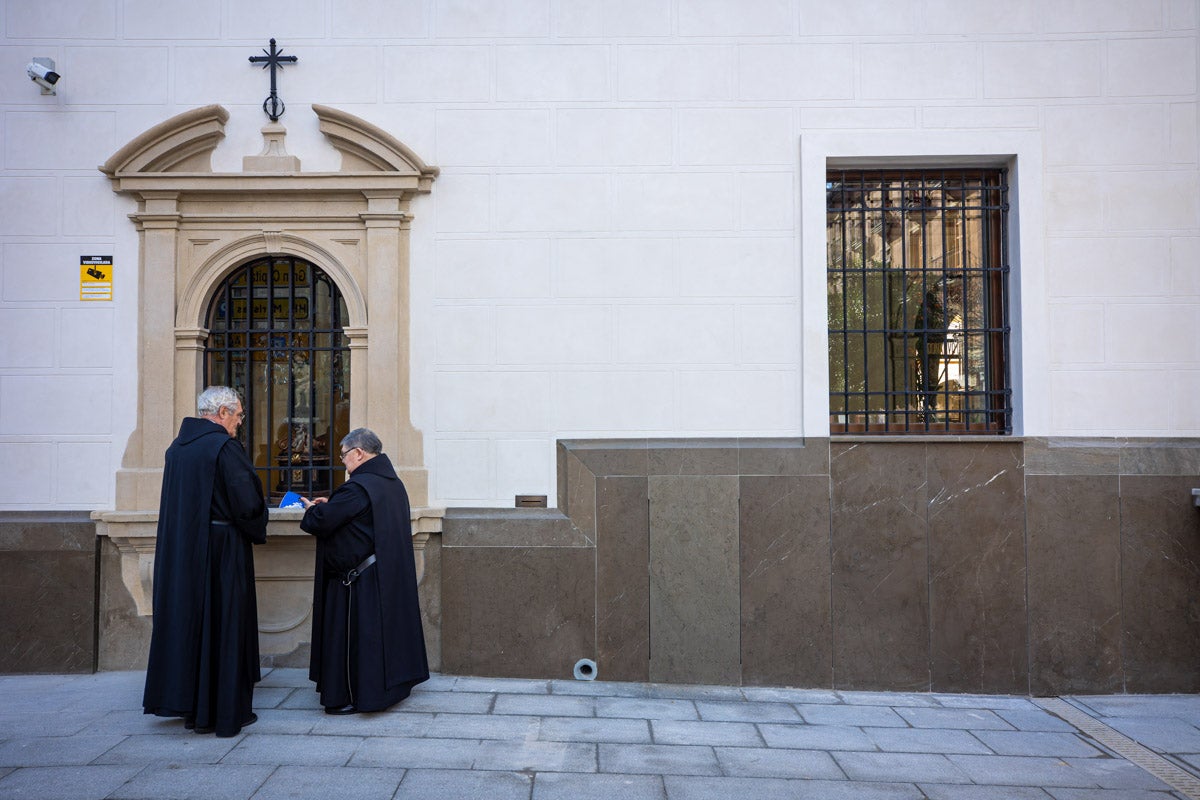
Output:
[
  {"xmin": 1024, "ymin": 438, "xmax": 1120, "ymax": 475},
  {"xmin": 647, "ymin": 442, "xmax": 740, "ymax": 475},
  {"xmin": 927, "ymin": 443, "xmax": 1028, "ymax": 693},
  {"xmin": 441, "ymin": 509, "xmax": 589, "ymax": 547},
  {"xmin": 0, "ymin": 513, "xmax": 96, "ymax": 674},
  {"xmin": 738, "ymin": 438, "xmax": 830, "ymax": 476},
  {"xmin": 1119, "ymin": 441, "xmax": 1200, "ymax": 476},
  {"xmin": 0, "ymin": 552, "xmax": 95, "ymax": 673},
  {"xmin": 830, "ymin": 443, "xmax": 930, "ymax": 691},
  {"xmin": 419, "ymin": 536, "xmax": 442, "ymax": 673},
  {"xmin": 441, "ymin": 545, "xmax": 595, "ymax": 679},
  {"xmin": 740, "ymin": 475, "xmax": 832, "ymax": 687},
  {"xmin": 596, "ymin": 477, "xmax": 650, "ymax": 682},
  {"xmin": 563, "ymin": 440, "xmax": 650, "ymax": 478},
  {"xmin": 564, "ymin": 448, "xmax": 597, "ymax": 540},
  {"xmin": 1120, "ymin": 475, "xmax": 1200, "ymax": 693},
  {"xmin": 1027, "ymin": 475, "xmax": 1123, "ymax": 695},
  {"xmin": 648, "ymin": 475, "xmax": 740, "ymax": 685}
]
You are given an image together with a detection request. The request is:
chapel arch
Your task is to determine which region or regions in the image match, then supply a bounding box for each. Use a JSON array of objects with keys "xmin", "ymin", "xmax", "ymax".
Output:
[
  {"xmin": 202, "ymin": 254, "xmax": 352, "ymax": 502},
  {"xmin": 178, "ymin": 233, "xmax": 367, "ymax": 331}
]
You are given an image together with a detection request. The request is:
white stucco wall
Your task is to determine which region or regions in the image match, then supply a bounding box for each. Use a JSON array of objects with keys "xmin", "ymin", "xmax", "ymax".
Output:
[{"xmin": 0, "ymin": 0, "xmax": 1197, "ymax": 509}]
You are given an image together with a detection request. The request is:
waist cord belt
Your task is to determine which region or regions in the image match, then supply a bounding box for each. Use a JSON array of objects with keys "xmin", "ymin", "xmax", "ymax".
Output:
[{"xmin": 342, "ymin": 553, "xmax": 376, "ymax": 587}]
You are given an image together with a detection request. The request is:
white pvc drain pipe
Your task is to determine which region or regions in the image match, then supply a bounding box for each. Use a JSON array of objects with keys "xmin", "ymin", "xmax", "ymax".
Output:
[{"xmin": 573, "ymin": 658, "xmax": 597, "ymax": 681}]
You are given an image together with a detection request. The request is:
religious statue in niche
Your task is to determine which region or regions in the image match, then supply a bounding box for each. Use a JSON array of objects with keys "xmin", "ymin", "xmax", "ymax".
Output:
[{"xmin": 272, "ymin": 350, "xmax": 332, "ymax": 498}]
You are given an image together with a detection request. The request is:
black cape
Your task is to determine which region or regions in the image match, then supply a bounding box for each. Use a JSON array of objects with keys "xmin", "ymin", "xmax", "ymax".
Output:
[
  {"xmin": 142, "ymin": 417, "xmax": 268, "ymax": 736},
  {"xmin": 300, "ymin": 453, "xmax": 428, "ymax": 711}
]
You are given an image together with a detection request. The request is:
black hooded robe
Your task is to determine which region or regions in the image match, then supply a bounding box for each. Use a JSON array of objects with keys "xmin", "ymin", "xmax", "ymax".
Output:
[
  {"xmin": 300, "ymin": 452, "xmax": 428, "ymax": 711},
  {"xmin": 142, "ymin": 417, "xmax": 268, "ymax": 737}
]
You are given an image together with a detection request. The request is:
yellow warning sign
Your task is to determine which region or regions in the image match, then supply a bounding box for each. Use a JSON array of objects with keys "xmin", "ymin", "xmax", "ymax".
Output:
[{"xmin": 80, "ymin": 255, "xmax": 113, "ymax": 301}]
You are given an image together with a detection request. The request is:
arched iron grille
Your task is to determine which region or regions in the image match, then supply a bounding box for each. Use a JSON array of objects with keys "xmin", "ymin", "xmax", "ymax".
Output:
[{"xmin": 204, "ymin": 256, "xmax": 351, "ymax": 501}]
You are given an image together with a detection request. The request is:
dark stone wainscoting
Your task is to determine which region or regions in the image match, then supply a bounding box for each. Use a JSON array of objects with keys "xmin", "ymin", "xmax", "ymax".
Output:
[
  {"xmin": 441, "ymin": 438, "xmax": 1200, "ymax": 694},
  {"xmin": 0, "ymin": 511, "xmax": 98, "ymax": 673}
]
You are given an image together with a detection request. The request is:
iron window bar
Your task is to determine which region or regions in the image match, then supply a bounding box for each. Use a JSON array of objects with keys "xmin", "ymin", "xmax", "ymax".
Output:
[
  {"xmin": 204, "ymin": 256, "xmax": 351, "ymax": 499},
  {"xmin": 827, "ymin": 168, "xmax": 1011, "ymax": 434}
]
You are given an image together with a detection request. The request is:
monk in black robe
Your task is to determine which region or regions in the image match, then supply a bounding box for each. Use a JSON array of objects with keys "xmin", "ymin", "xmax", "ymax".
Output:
[
  {"xmin": 142, "ymin": 386, "xmax": 268, "ymax": 737},
  {"xmin": 299, "ymin": 427, "xmax": 428, "ymax": 714}
]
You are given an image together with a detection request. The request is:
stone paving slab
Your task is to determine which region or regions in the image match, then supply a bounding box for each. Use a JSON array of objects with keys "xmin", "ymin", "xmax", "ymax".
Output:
[
  {"xmin": 712, "ymin": 745, "xmax": 844, "ymax": 780},
  {"xmin": 919, "ymin": 785, "xmax": 1051, "ymax": 799},
  {"xmin": 222, "ymin": 731, "xmax": 363, "ymax": 766},
  {"xmin": 662, "ymin": 775, "xmax": 926, "ymax": 799},
  {"xmin": 758, "ymin": 722, "xmax": 877, "ymax": 750},
  {"xmin": 595, "ymin": 697, "xmax": 700, "ymax": 721},
  {"xmin": 251, "ymin": 765, "xmax": 405, "ymax": 800},
  {"xmin": 538, "ymin": 715, "xmax": 651, "ymax": 744},
  {"xmin": 424, "ymin": 711, "xmax": 540, "ymax": 740},
  {"xmin": 599, "ymin": 743, "xmax": 721, "ymax": 776},
  {"xmin": 948, "ymin": 753, "xmax": 1172, "ymax": 790},
  {"xmin": 833, "ymin": 751, "xmax": 974, "ymax": 784},
  {"xmin": 493, "ymin": 692, "xmax": 594, "ymax": 717},
  {"xmin": 349, "ymin": 736, "xmax": 480, "ymax": 769},
  {"xmin": 397, "ymin": 767, "xmax": 532, "ymax": 800},
  {"xmin": 996, "ymin": 707, "xmax": 1080, "ymax": 732},
  {"xmin": 971, "ymin": 729, "xmax": 1104, "ymax": 758},
  {"xmin": 0, "ymin": 670, "xmax": 1195, "ymax": 800},
  {"xmin": 107, "ymin": 764, "xmax": 274, "ymax": 800},
  {"xmin": 797, "ymin": 702, "xmax": 909, "ymax": 727},
  {"xmin": 650, "ymin": 719, "xmax": 762, "ymax": 746},
  {"xmin": 694, "ymin": 698, "xmax": 801, "ymax": 723},
  {"xmin": 895, "ymin": 707, "xmax": 1016, "ymax": 730},
  {"xmin": 0, "ymin": 764, "xmax": 144, "ymax": 800},
  {"xmin": 0, "ymin": 734, "xmax": 127, "ymax": 767},
  {"xmin": 91, "ymin": 732, "xmax": 239, "ymax": 764},
  {"xmin": 532, "ymin": 771, "xmax": 666, "ymax": 800},
  {"xmin": 863, "ymin": 726, "xmax": 994, "ymax": 755},
  {"xmin": 473, "ymin": 739, "xmax": 597, "ymax": 772}
]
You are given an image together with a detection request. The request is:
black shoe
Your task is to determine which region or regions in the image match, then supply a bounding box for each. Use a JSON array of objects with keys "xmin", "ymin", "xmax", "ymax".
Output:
[
  {"xmin": 183, "ymin": 715, "xmax": 196, "ymax": 730},
  {"xmin": 198, "ymin": 713, "xmax": 257, "ymax": 736},
  {"xmin": 214, "ymin": 713, "xmax": 257, "ymax": 738},
  {"xmin": 325, "ymin": 704, "xmax": 358, "ymax": 715}
]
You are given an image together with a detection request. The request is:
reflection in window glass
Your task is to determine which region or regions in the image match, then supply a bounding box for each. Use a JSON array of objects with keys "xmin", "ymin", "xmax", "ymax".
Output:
[
  {"xmin": 205, "ymin": 257, "xmax": 351, "ymax": 500},
  {"xmin": 827, "ymin": 168, "xmax": 1011, "ymax": 434}
]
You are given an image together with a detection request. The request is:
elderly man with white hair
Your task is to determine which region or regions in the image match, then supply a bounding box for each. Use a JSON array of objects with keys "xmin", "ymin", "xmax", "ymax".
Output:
[{"xmin": 142, "ymin": 385, "xmax": 268, "ymax": 738}]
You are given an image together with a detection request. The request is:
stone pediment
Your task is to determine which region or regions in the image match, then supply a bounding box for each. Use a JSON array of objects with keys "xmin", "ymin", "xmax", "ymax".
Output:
[
  {"xmin": 100, "ymin": 104, "xmax": 229, "ymax": 177},
  {"xmin": 313, "ymin": 104, "xmax": 439, "ymax": 188},
  {"xmin": 100, "ymin": 104, "xmax": 437, "ymax": 194}
]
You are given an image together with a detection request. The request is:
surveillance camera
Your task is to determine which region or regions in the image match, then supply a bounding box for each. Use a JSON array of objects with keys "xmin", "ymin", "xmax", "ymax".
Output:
[{"xmin": 26, "ymin": 60, "xmax": 60, "ymax": 94}]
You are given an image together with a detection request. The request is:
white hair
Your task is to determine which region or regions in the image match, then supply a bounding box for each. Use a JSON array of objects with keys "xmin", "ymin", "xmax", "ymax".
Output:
[{"xmin": 197, "ymin": 386, "xmax": 242, "ymax": 417}]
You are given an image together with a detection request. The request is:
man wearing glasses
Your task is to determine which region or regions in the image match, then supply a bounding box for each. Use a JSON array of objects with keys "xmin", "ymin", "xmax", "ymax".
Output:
[
  {"xmin": 143, "ymin": 385, "xmax": 268, "ymax": 737},
  {"xmin": 298, "ymin": 428, "xmax": 429, "ymax": 714}
]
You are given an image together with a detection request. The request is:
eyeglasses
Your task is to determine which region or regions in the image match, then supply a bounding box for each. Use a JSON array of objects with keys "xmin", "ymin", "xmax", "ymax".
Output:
[
  {"xmin": 339, "ymin": 447, "xmax": 357, "ymax": 462},
  {"xmin": 222, "ymin": 407, "xmax": 244, "ymax": 420}
]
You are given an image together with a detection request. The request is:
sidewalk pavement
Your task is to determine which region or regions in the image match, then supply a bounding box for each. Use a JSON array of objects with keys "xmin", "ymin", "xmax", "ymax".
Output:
[{"xmin": 1, "ymin": 669, "xmax": 1199, "ymax": 800}]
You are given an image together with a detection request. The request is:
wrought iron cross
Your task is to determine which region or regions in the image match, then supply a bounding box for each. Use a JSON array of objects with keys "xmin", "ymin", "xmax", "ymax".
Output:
[{"xmin": 249, "ymin": 38, "xmax": 298, "ymax": 122}]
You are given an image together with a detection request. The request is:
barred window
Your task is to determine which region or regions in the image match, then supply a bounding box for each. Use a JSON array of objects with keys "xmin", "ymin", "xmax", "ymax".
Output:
[
  {"xmin": 204, "ymin": 256, "xmax": 351, "ymax": 501},
  {"xmin": 827, "ymin": 168, "xmax": 1011, "ymax": 434}
]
